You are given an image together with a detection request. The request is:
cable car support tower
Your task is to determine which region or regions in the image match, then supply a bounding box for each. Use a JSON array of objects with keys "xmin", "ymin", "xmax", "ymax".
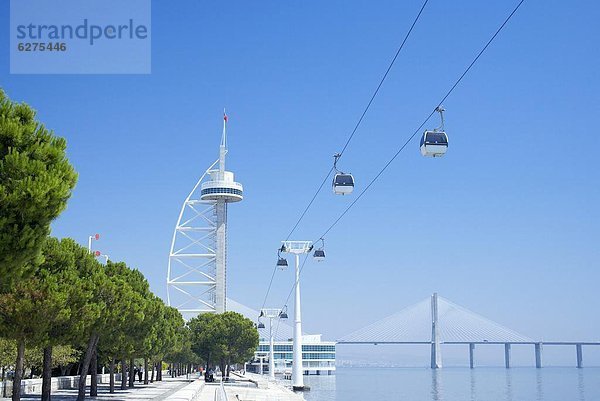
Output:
[{"xmin": 167, "ymin": 113, "xmax": 243, "ymax": 317}]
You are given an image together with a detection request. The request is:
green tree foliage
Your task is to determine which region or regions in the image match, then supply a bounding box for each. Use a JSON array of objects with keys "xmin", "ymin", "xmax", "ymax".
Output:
[
  {"xmin": 96, "ymin": 261, "xmax": 148, "ymax": 392},
  {"xmin": 0, "ymin": 90, "xmax": 195, "ymax": 400},
  {"xmin": 149, "ymin": 305, "xmax": 187, "ymax": 381},
  {"xmin": 188, "ymin": 313, "xmax": 222, "ymax": 369},
  {"xmin": 39, "ymin": 238, "xmax": 104, "ymax": 401},
  {"xmin": 0, "ymin": 337, "xmax": 15, "ymax": 370},
  {"xmin": 1, "ymin": 237, "xmax": 194, "ymax": 401},
  {"xmin": 0, "ymin": 264, "xmax": 69, "ymax": 401},
  {"xmin": 220, "ymin": 312, "xmax": 260, "ymax": 369},
  {"xmin": 0, "ymin": 89, "xmax": 77, "ymax": 291},
  {"xmin": 0, "ymin": 237, "xmax": 103, "ymax": 401},
  {"xmin": 94, "ymin": 262, "xmax": 194, "ymax": 389},
  {"xmin": 188, "ymin": 312, "xmax": 259, "ymax": 377},
  {"xmin": 12, "ymin": 344, "xmax": 77, "ymax": 374},
  {"xmin": 47, "ymin": 345, "xmax": 78, "ymax": 369}
]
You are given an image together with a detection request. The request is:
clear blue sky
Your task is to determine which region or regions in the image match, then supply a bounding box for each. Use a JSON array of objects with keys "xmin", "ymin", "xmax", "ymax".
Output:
[{"xmin": 1, "ymin": 0, "xmax": 599, "ymax": 365}]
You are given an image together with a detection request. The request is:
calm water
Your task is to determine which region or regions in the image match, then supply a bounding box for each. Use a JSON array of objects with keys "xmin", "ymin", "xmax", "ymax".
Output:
[{"xmin": 302, "ymin": 367, "xmax": 600, "ymax": 401}]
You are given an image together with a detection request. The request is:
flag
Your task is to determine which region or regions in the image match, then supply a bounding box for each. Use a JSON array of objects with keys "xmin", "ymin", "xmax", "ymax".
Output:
[{"xmin": 224, "ymin": 113, "xmax": 228, "ymax": 122}]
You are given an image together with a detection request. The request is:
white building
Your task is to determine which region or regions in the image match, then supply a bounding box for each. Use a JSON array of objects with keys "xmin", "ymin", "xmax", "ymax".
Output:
[{"xmin": 228, "ymin": 299, "xmax": 336, "ymax": 375}]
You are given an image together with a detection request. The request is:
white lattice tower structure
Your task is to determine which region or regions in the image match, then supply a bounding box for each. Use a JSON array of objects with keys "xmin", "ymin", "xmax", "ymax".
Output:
[{"xmin": 167, "ymin": 113, "xmax": 242, "ymax": 317}]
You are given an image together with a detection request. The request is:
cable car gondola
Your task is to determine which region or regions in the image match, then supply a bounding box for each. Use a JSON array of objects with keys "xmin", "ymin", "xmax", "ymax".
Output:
[
  {"xmin": 313, "ymin": 238, "xmax": 325, "ymax": 262},
  {"xmin": 332, "ymin": 153, "xmax": 354, "ymax": 195},
  {"xmin": 276, "ymin": 249, "xmax": 288, "ymax": 269},
  {"xmin": 420, "ymin": 106, "xmax": 448, "ymax": 158}
]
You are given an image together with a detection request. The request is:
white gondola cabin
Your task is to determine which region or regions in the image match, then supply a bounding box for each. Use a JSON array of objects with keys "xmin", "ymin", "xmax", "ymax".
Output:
[
  {"xmin": 332, "ymin": 173, "xmax": 354, "ymax": 195},
  {"xmin": 420, "ymin": 105, "xmax": 449, "ymax": 158},
  {"xmin": 332, "ymin": 153, "xmax": 354, "ymax": 195},
  {"xmin": 420, "ymin": 130, "xmax": 448, "ymax": 157}
]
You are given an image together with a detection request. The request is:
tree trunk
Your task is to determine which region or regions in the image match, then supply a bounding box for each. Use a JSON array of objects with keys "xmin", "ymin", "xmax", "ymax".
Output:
[
  {"xmin": 41, "ymin": 346, "xmax": 53, "ymax": 401},
  {"xmin": 109, "ymin": 358, "xmax": 115, "ymax": 393},
  {"xmin": 150, "ymin": 362, "xmax": 155, "ymax": 383},
  {"xmin": 143, "ymin": 358, "xmax": 149, "ymax": 385},
  {"xmin": 12, "ymin": 337, "xmax": 25, "ymax": 401},
  {"xmin": 220, "ymin": 359, "xmax": 225, "ymax": 382},
  {"xmin": 158, "ymin": 361, "xmax": 162, "ymax": 381},
  {"xmin": 76, "ymin": 332, "xmax": 99, "ymax": 401},
  {"xmin": 90, "ymin": 347, "xmax": 98, "ymax": 397},
  {"xmin": 120, "ymin": 358, "xmax": 127, "ymax": 390},
  {"xmin": 128, "ymin": 358, "xmax": 134, "ymax": 388}
]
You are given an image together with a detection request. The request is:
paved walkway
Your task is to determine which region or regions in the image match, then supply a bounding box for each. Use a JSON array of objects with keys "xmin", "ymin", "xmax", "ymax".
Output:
[
  {"xmin": 200, "ymin": 373, "xmax": 304, "ymax": 401},
  {"xmin": 10, "ymin": 376, "xmax": 195, "ymax": 401}
]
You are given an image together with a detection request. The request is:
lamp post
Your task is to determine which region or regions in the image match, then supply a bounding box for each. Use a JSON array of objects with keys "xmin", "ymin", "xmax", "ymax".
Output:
[
  {"xmin": 88, "ymin": 233, "xmax": 100, "ymax": 253},
  {"xmin": 279, "ymin": 240, "xmax": 312, "ymax": 391},
  {"xmin": 100, "ymin": 254, "xmax": 110, "ymax": 264},
  {"xmin": 260, "ymin": 308, "xmax": 286, "ymax": 379}
]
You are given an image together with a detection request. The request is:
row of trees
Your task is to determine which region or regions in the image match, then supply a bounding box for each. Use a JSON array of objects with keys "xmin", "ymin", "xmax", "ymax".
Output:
[
  {"xmin": 0, "ymin": 90, "xmax": 197, "ymax": 400},
  {"xmin": 0, "ymin": 89, "xmax": 260, "ymax": 400},
  {"xmin": 0, "ymin": 235, "xmax": 193, "ymax": 401}
]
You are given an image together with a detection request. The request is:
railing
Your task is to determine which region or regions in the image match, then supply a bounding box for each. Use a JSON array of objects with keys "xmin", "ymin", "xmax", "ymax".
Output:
[{"xmin": 201, "ymin": 180, "xmax": 243, "ymax": 191}]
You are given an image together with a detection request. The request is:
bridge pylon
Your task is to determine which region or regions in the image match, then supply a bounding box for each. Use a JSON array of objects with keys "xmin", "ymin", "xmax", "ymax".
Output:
[{"xmin": 431, "ymin": 293, "xmax": 442, "ymax": 369}]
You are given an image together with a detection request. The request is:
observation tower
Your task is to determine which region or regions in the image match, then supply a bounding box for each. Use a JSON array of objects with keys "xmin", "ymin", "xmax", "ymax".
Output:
[{"xmin": 167, "ymin": 112, "xmax": 243, "ymax": 316}]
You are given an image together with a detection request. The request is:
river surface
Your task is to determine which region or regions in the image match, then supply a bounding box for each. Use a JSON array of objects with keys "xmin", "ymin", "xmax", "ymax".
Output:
[{"xmin": 302, "ymin": 367, "xmax": 600, "ymax": 401}]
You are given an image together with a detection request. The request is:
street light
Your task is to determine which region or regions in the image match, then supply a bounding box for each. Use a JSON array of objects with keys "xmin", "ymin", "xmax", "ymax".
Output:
[
  {"xmin": 88, "ymin": 233, "xmax": 100, "ymax": 253},
  {"xmin": 260, "ymin": 308, "xmax": 286, "ymax": 379},
  {"xmin": 99, "ymin": 254, "xmax": 110, "ymax": 264},
  {"xmin": 279, "ymin": 240, "xmax": 312, "ymax": 391}
]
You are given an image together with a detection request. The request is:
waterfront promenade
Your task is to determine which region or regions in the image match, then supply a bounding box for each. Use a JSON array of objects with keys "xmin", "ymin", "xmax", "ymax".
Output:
[
  {"xmin": 1, "ymin": 375, "xmax": 196, "ymax": 401},
  {"xmin": 4, "ymin": 372, "xmax": 306, "ymax": 401},
  {"xmin": 191, "ymin": 372, "xmax": 303, "ymax": 401}
]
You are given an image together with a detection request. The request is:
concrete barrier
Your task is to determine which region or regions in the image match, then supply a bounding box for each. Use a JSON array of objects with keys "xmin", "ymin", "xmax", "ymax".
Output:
[
  {"xmin": 0, "ymin": 373, "xmax": 122, "ymax": 397},
  {"xmin": 164, "ymin": 379, "xmax": 204, "ymax": 401}
]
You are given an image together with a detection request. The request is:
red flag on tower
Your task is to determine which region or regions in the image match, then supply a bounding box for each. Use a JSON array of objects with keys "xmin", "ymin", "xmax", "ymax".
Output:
[{"xmin": 224, "ymin": 112, "xmax": 228, "ymax": 122}]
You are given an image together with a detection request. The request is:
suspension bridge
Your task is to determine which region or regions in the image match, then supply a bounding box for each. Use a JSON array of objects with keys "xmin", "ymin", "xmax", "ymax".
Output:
[{"xmin": 337, "ymin": 293, "xmax": 600, "ymax": 368}]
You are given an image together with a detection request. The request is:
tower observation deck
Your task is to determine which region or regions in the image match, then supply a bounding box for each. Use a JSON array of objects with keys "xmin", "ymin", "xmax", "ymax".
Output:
[{"xmin": 167, "ymin": 112, "xmax": 242, "ymax": 316}]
